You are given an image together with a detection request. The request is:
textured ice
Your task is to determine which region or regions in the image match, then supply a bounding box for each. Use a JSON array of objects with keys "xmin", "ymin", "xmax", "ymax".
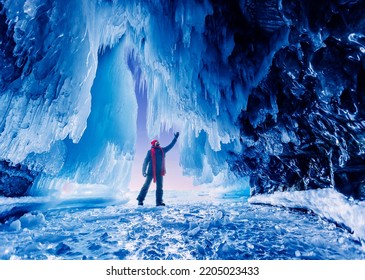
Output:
[
  {"xmin": 0, "ymin": 191, "xmax": 364, "ymax": 260},
  {"xmin": 249, "ymin": 188, "xmax": 365, "ymax": 241}
]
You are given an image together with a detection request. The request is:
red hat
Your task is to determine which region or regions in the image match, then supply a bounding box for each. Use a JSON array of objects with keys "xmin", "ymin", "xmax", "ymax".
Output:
[{"xmin": 151, "ymin": 140, "xmax": 159, "ymax": 147}]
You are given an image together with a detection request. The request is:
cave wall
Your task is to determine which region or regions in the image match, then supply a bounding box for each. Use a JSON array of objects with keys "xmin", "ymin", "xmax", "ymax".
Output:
[{"xmin": 230, "ymin": 0, "xmax": 365, "ymax": 200}]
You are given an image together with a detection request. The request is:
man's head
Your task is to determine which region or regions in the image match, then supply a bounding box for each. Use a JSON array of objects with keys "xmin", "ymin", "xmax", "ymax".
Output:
[{"xmin": 151, "ymin": 139, "xmax": 160, "ymax": 147}]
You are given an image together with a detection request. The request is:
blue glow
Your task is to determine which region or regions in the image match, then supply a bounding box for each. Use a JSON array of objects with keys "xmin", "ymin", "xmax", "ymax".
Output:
[{"xmin": 1, "ymin": 0, "xmax": 365, "ymax": 261}]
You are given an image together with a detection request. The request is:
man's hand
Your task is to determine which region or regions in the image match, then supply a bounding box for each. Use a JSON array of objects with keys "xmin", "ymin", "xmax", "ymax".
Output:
[{"xmin": 174, "ymin": 132, "xmax": 180, "ymax": 139}]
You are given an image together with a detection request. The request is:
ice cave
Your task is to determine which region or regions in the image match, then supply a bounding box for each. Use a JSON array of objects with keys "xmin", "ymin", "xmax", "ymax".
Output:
[{"xmin": 0, "ymin": 0, "xmax": 365, "ymax": 260}]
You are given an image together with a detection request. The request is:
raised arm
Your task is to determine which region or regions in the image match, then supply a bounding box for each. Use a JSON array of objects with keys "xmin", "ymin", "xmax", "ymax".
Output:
[{"xmin": 163, "ymin": 132, "xmax": 179, "ymax": 153}]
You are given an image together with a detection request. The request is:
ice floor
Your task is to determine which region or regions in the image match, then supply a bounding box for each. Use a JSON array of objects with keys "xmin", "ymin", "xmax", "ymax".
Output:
[{"xmin": 0, "ymin": 190, "xmax": 364, "ymax": 260}]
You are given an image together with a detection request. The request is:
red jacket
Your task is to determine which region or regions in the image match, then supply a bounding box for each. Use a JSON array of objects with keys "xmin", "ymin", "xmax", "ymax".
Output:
[{"xmin": 142, "ymin": 135, "xmax": 178, "ymax": 182}]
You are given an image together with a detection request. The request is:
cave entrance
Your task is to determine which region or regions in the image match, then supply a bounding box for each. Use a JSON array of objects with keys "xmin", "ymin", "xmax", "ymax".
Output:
[{"xmin": 126, "ymin": 50, "xmax": 193, "ymax": 192}]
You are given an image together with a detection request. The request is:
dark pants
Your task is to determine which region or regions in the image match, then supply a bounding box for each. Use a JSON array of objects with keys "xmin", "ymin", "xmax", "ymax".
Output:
[{"xmin": 137, "ymin": 175, "xmax": 164, "ymax": 204}]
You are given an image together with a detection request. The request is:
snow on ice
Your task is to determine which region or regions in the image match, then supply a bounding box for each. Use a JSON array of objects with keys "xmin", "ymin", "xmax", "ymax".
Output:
[
  {"xmin": 249, "ymin": 188, "xmax": 365, "ymax": 242},
  {"xmin": 1, "ymin": 190, "xmax": 365, "ymax": 260}
]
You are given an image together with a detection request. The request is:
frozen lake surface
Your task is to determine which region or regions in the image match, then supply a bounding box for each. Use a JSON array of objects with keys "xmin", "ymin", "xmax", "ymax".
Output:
[{"xmin": 1, "ymin": 190, "xmax": 364, "ymax": 260}]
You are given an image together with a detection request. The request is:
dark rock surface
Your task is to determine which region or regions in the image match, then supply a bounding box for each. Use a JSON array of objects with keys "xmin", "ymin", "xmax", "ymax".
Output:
[
  {"xmin": 0, "ymin": 161, "xmax": 38, "ymax": 197},
  {"xmin": 229, "ymin": 0, "xmax": 365, "ymax": 200}
]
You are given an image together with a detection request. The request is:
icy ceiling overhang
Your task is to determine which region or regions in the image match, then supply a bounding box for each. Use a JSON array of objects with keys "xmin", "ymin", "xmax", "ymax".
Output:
[{"xmin": 0, "ymin": 0, "xmax": 365, "ymax": 200}]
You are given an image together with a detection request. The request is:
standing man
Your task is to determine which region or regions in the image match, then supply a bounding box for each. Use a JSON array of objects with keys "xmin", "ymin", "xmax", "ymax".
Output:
[{"xmin": 137, "ymin": 132, "xmax": 179, "ymax": 206}]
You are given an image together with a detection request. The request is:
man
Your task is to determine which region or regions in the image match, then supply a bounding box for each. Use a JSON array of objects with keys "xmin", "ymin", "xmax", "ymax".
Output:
[{"xmin": 137, "ymin": 132, "xmax": 179, "ymax": 206}]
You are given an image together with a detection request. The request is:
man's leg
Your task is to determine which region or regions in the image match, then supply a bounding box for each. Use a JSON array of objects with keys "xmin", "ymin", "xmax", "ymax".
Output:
[
  {"xmin": 156, "ymin": 175, "xmax": 164, "ymax": 206},
  {"xmin": 137, "ymin": 175, "xmax": 153, "ymax": 204}
]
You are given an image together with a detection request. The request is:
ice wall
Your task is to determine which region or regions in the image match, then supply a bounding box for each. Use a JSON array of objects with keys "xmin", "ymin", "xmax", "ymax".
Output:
[
  {"xmin": 0, "ymin": 0, "xmax": 137, "ymax": 197},
  {"xmin": 33, "ymin": 39, "xmax": 138, "ymax": 198}
]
